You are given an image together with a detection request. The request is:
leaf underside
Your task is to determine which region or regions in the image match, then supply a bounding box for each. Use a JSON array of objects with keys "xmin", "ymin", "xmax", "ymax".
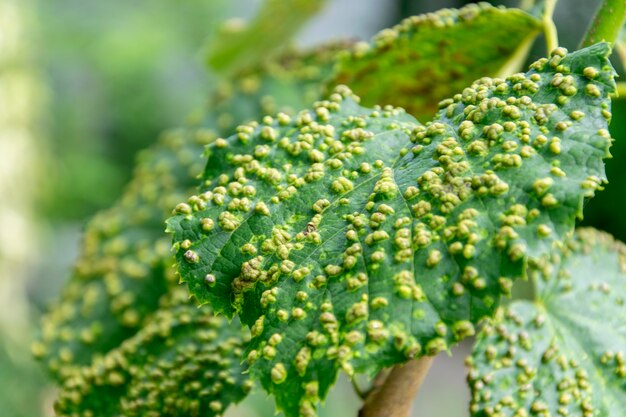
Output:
[
  {"xmin": 168, "ymin": 44, "xmax": 616, "ymax": 416},
  {"xmin": 54, "ymin": 290, "xmax": 251, "ymax": 417},
  {"xmin": 468, "ymin": 228, "xmax": 626, "ymax": 417},
  {"xmin": 330, "ymin": 3, "xmax": 542, "ymax": 120}
]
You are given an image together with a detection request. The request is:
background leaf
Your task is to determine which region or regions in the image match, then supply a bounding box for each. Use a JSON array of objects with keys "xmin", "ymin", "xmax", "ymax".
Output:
[
  {"xmin": 37, "ymin": 0, "xmax": 244, "ymax": 221},
  {"xmin": 207, "ymin": 0, "xmax": 327, "ymax": 76},
  {"xmin": 168, "ymin": 44, "xmax": 616, "ymax": 416},
  {"xmin": 330, "ymin": 3, "xmax": 542, "ymax": 120},
  {"xmin": 54, "ymin": 290, "xmax": 251, "ymax": 417},
  {"xmin": 468, "ymin": 228, "xmax": 626, "ymax": 416}
]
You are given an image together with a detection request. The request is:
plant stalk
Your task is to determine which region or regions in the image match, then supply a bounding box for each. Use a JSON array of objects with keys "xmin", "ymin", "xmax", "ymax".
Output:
[
  {"xmin": 543, "ymin": 0, "xmax": 559, "ymax": 52},
  {"xmin": 579, "ymin": 0, "xmax": 626, "ymax": 48},
  {"xmin": 359, "ymin": 356, "xmax": 435, "ymax": 417}
]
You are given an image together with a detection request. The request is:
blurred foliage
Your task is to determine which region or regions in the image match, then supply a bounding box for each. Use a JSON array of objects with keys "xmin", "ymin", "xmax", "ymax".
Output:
[
  {"xmin": 207, "ymin": 0, "xmax": 327, "ymax": 76},
  {"xmin": 36, "ymin": 0, "xmax": 246, "ymax": 220},
  {"xmin": 0, "ymin": 0, "xmax": 48, "ymax": 416},
  {"xmin": 0, "ymin": 337, "xmax": 46, "ymax": 417}
]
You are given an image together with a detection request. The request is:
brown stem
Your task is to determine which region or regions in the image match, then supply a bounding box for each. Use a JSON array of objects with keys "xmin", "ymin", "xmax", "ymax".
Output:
[{"xmin": 358, "ymin": 356, "xmax": 435, "ymax": 417}]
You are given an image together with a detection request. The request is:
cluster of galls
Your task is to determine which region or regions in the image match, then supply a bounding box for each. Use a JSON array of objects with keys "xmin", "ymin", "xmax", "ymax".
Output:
[
  {"xmin": 468, "ymin": 305, "xmax": 597, "ymax": 417},
  {"xmin": 168, "ymin": 44, "xmax": 615, "ymax": 417},
  {"xmin": 54, "ymin": 291, "xmax": 250, "ymax": 417},
  {"xmin": 468, "ymin": 229, "xmax": 626, "ymax": 417}
]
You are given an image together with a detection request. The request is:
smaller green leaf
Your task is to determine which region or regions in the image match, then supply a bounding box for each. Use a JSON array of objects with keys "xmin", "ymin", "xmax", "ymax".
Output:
[
  {"xmin": 330, "ymin": 3, "xmax": 543, "ymax": 119},
  {"xmin": 468, "ymin": 228, "xmax": 626, "ymax": 417},
  {"xmin": 54, "ymin": 290, "xmax": 251, "ymax": 417},
  {"xmin": 207, "ymin": 0, "xmax": 327, "ymax": 76}
]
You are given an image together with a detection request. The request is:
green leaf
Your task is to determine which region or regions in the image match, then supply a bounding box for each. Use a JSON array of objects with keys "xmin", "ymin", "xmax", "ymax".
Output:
[
  {"xmin": 168, "ymin": 44, "xmax": 616, "ymax": 416},
  {"xmin": 468, "ymin": 228, "xmax": 626, "ymax": 416},
  {"xmin": 54, "ymin": 290, "xmax": 251, "ymax": 417},
  {"xmin": 34, "ymin": 45, "xmax": 339, "ymax": 380},
  {"xmin": 207, "ymin": 0, "xmax": 327, "ymax": 76},
  {"xmin": 34, "ymin": 131, "xmax": 205, "ymax": 379},
  {"xmin": 330, "ymin": 3, "xmax": 542, "ymax": 120}
]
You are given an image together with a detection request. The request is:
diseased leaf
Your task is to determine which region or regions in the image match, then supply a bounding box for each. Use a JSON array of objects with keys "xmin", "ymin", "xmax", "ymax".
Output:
[
  {"xmin": 33, "ymin": 45, "xmax": 340, "ymax": 380},
  {"xmin": 468, "ymin": 228, "xmax": 626, "ymax": 417},
  {"xmin": 168, "ymin": 44, "xmax": 616, "ymax": 416},
  {"xmin": 207, "ymin": 0, "xmax": 327, "ymax": 76},
  {"xmin": 33, "ymin": 131, "xmax": 204, "ymax": 379},
  {"xmin": 330, "ymin": 3, "xmax": 542, "ymax": 119},
  {"xmin": 54, "ymin": 290, "xmax": 251, "ymax": 417}
]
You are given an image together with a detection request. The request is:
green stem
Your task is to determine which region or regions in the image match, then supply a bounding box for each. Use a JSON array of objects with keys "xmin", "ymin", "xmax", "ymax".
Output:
[
  {"xmin": 579, "ymin": 0, "xmax": 626, "ymax": 48},
  {"xmin": 616, "ymin": 41, "xmax": 626, "ymax": 69},
  {"xmin": 543, "ymin": 0, "xmax": 559, "ymax": 52}
]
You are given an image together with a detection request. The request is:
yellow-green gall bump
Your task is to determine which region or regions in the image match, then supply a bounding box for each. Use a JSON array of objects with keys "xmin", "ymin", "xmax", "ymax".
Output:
[
  {"xmin": 426, "ymin": 249, "xmax": 442, "ymax": 267},
  {"xmin": 271, "ymin": 363, "xmax": 287, "ymax": 384},
  {"xmin": 184, "ymin": 250, "xmax": 200, "ymax": 263},
  {"xmin": 219, "ymin": 211, "xmax": 241, "ymax": 231},
  {"xmin": 541, "ymin": 193, "xmax": 558, "ymax": 208},
  {"xmin": 583, "ymin": 66, "xmax": 599, "ymax": 79},
  {"xmin": 586, "ymin": 84, "xmax": 601, "ymax": 97}
]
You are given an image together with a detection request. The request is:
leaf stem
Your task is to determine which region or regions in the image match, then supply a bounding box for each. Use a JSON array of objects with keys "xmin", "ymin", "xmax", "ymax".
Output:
[
  {"xmin": 616, "ymin": 41, "xmax": 626, "ymax": 69},
  {"xmin": 579, "ymin": 0, "xmax": 626, "ymax": 48},
  {"xmin": 543, "ymin": 0, "xmax": 559, "ymax": 52},
  {"xmin": 358, "ymin": 356, "xmax": 435, "ymax": 417}
]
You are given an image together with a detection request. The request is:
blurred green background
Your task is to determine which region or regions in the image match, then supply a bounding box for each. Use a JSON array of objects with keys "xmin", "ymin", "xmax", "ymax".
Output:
[{"xmin": 1, "ymin": 0, "xmax": 621, "ymax": 416}]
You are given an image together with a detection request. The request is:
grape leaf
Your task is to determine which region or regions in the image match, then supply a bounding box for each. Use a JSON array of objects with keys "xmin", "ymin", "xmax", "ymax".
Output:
[
  {"xmin": 167, "ymin": 43, "xmax": 616, "ymax": 416},
  {"xmin": 54, "ymin": 290, "xmax": 251, "ymax": 417},
  {"xmin": 468, "ymin": 228, "xmax": 626, "ymax": 417},
  {"xmin": 33, "ymin": 45, "xmax": 340, "ymax": 380},
  {"xmin": 330, "ymin": 3, "xmax": 543, "ymax": 119}
]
